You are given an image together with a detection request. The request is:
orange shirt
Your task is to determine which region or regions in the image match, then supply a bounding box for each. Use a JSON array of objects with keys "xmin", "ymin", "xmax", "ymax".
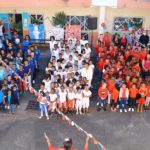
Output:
[
  {"xmin": 147, "ymin": 85, "xmax": 150, "ymax": 97},
  {"xmin": 140, "ymin": 51, "xmax": 147, "ymax": 60},
  {"xmin": 139, "ymin": 88, "xmax": 147, "ymax": 97},
  {"xmin": 97, "ymin": 61, "xmax": 104, "ymax": 70},
  {"xmin": 107, "ymin": 80, "xmax": 116, "ymax": 93},
  {"xmin": 111, "ymin": 88, "xmax": 119, "ymax": 102},
  {"xmin": 98, "ymin": 87, "xmax": 108, "ymax": 99},
  {"xmin": 129, "ymin": 87, "xmax": 138, "ymax": 98}
]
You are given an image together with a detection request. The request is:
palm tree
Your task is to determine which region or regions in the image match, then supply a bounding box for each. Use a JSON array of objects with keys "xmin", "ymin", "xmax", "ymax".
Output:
[{"xmin": 51, "ymin": 12, "xmax": 67, "ymax": 28}]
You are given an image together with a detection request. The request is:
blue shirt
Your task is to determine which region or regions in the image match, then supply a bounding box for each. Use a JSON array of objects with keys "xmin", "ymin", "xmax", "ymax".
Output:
[
  {"xmin": 0, "ymin": 67, "xmax": 5, "ymax": 80},
  {"xmin": 0, "ymin": 91, "xmax": 4, "ymax": 103},
  {"xmin": 34, "ymin": 49, "xmax": 40, "ymax": 61},
  {"xmin": 8, "ymin": 95, "xmax": 11, "ymax": 105},
  {"xmin": 29, "ymin": 60, "xmax": 34, "ymax": 72},
  {"xmin": 23, "ymin": 65, "xmax": 30, "ymax": 74},
  {"xmin": 17, "ymin": 70, "xmax": 25, "ymax": 78}
]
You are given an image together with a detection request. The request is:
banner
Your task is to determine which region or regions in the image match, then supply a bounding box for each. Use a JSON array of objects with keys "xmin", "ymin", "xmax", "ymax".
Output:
[
  {"xmin": 65, "ymin": 25, "xmax": 81, "ymax": 41},
  {"xmin": 0, "ymin": 14, "xmax": 10, "ymax": 38},
  {"xmin": 22, "ymin": 12, "xmax": 29, "ymax": 36},
  {"xmin": 45, "ymin": 27, "xmax": 64, "ymax": 41},
  {"xmin": 29, "ymin": 24, "xmax": 44, "ymax": 43}
]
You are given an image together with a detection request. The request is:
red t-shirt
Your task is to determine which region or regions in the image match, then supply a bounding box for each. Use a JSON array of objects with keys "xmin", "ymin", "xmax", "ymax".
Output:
[{"xmin": 48, "ymin": 145, "xmax": 88, "ymax": 150}]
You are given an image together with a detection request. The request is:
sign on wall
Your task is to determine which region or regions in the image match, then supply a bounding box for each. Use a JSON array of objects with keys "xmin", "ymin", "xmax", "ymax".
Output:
[
  {"xmin": 113, "ymin": 17, "xmax": 144, "ymax": 31},
  {"xmin": 45, "ymin": 27, "xmax": 64, "ymax": 41},
  {"xmin": 65, "ymin": 25, "xmax": 81, "ymax": 41},
  {"xmin": 29, "ymin": 24, "xmax": 44, "ymax": 42}
]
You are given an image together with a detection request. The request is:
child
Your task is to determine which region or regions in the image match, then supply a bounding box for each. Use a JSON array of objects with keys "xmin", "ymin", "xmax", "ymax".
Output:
[
  {"xmin": 137, "ymin": 82, "xmax": 147, "ymax": 112},
  {"xmin": 12, "ymin": 86, "xmax": 19, "ymax": 107},
  {"xmin": 7, "ymin": 90, "xmax": 15, "ymax": 114},
  {"xmin": 97, "ymin": 82, "xmax": 108, "ymax": 111},
  {"xmin": 129, "ymin": 84, "xmax": 138, "ymax": 112},
  {"xmin": 82, "ymin": 84, "xmax": 92, "ymax": 114},
  {"xmin": 75, "ymin": 87, "xmax": 83, "ymax": 115},
  {"xmin": 48, "ymin": 88, "xmax": 57, "ymax": 113},
  {"xmin": 38, "ymin": 91, "xmax": 49, "ymax": 120},
  {"xmin": 119, "ymin": 83, "xmax": 129, "ymax": 113},
  {"xmin": 58, "ymin": 86, "xmax": 67, "ymax": 113},
  {"xmin": 110, "ymin": 86, "xmax": 119, "ymax": 112},
  {"xmin": 67, "ymin": 87, "xmax": 76, "ymax": 114}
]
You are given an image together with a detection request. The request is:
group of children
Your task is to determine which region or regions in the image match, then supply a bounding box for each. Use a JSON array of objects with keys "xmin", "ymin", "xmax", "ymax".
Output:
[
  {"xmin": 96, "ymin": 31, "xmax": 150, "ymax": 113},
  {"xmin": 38, "ymin": 35, "xmax": 93, "ymax": 119},
  {"xmin": 0, "ymin": 33, "xmax": 40, "ymax": 114}
]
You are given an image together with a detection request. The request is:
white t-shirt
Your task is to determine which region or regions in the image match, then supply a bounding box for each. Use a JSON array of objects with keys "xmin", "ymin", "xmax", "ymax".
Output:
[
  {"xmin": 81, "ymin": 67, "xmax": 93, "ymax": 81},
  {"xmin": 75, "ymin": 92, "xmax": 83, "ymax": 101},
  {"xmin": 85, "ymin": 47, "xmax": 91, "ymax": 58},
  {"xmin": 58, "ymin": 91, "xmax": 67, "ymax": 103},
  {"xmin": 82, "ymin": 90, "xmax": 92, "ymax": 100},
  {"xmin": 49, "ymin": 93, "xmax": 57, "ymax": 102},
  {"xmin": 80, "ymin": 40, "xmax": 88, "ymax": 47},
  {"xmin": 49, "ymin": 40, "xmax": 57, "ymax": 51},
  {"xmin": 67, "ymin": 91, "xmax": 76, "ymax": 100},
  {"xmin": 43, "ymin": 80, "xmax": 51, "ymax": 92}
]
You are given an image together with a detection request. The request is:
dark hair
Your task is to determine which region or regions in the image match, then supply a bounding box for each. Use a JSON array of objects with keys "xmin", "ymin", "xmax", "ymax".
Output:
[{"xmin": 63, "ymin": 138, "xmax": 72, "ymax": 150}]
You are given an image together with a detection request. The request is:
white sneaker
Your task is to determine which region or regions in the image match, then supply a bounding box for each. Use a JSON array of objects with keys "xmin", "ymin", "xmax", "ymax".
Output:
[
  {"xmin": 47, "ymin": 117, "xmax": 49, "ymax": 120},
  {"xmin": 120, "ymin": 109, "xmax": 123, "ymax": 113},
  {"xmin": 111, "ymin": 108, "xmax": 114, "ymax": 112},
  {"xmin": 33, "ymin": 80, "xmax": 35, "ymax": 84},
  {"xmin": 39, "ymin": 116, "xmax": 43, "ymax": 119},
  {"xmin": 128, "ymin": 108, "xmax": 131, "ymax": 112},
  {"xmin": 132, "ymin": 108, "xmax": 134, "ymax": 112},
  {"xmin": 76, "ymin": 112, "xmax": 78, "ymax": 115},
  {"xmin": 124, "ymin": 109, "xmax": 127, "ymax": 113}
]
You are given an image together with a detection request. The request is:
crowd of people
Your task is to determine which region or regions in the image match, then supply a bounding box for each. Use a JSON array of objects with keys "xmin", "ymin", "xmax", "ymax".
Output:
[
  {"xmin": 96, "ymin": 30, "xmax": 150, "ymax": 113},
  {"xmin": 38, "ymin": 33, "xmax": 94, "ymax": 119},
  {"xmin": 0, "ymin": 22, "xmax": 41, "ymax": 114}
]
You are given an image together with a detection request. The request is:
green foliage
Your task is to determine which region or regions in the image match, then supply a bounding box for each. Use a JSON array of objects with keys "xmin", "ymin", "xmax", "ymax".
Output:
[{"xmin": 52, "ymin": 11, "xmax": 67, "ymax": 28}]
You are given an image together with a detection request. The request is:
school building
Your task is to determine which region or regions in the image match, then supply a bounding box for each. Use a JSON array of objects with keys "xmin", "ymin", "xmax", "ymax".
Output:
[{"xmin": 0, "ymin": 0, "xmax": 150, "ymax": 44}]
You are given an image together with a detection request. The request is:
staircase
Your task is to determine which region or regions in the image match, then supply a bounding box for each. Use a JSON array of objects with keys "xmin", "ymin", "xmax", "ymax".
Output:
[{"xmin": 26, "ymin": 100, "xmax": 39, "ymax": 110}]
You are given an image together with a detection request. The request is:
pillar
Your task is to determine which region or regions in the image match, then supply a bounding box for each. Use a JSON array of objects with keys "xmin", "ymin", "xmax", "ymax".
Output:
[{"xmin": 98, "ymin": 6, "xmax": 106, "ymax": 34}]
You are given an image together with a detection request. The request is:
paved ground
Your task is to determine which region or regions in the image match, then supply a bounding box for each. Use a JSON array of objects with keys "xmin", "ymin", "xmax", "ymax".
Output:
[{"xmin": 0, "ymin": 47, "xmax": 150, "ymax": 150}]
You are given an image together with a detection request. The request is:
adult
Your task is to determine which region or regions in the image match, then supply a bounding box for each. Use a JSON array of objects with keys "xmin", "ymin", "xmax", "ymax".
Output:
[
  {"xmin": 103, "ymin": 32, "xmax": 110, "ymax": 49},
  {"xmin": 81, "ymin": 62, "xmax": 93, "ymax": 87},
  {"xmin": 142, "ymin": 53, "xmax": 150, "ymax": 79},
  {"xmin": 44, "ymin": 132, "xmax": 89, "ymax": 150},
  {"xmin": 139, "ymin": 31, "xmax": 149, "ymax": 48},
  {"xmin": 0, "ymin": 21, "xmax": 5, "ymax": 41},
  {"xmin": 49, "ymin": 36, "xmax": 57, "ymax": 55}
]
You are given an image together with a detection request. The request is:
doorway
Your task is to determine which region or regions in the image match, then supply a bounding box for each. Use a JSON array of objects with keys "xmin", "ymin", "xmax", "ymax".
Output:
[{"xmin": 9, "ymin": 13, "xmax": 23, "ymax": 38}]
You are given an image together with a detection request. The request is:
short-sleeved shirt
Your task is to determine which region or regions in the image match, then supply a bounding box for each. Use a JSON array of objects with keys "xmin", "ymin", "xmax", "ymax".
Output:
[{"xmin": 48, "ymin": 145, "xmax": 88, "ymax": 150}]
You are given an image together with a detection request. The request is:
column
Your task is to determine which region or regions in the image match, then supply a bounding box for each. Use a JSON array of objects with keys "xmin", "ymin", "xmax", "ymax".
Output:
[{"xmin": 98, "ymin": 6, "xmax": 106, "ymax": 34}]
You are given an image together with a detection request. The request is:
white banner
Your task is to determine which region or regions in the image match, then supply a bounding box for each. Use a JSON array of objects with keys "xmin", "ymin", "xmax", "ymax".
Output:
[
  {"xmin": 92, "ymin": 0, "xmax": 118, "ymax": 7},
  {"xmin": 45, "ymin": 27, "xmax": 64, "ymax": 41}
]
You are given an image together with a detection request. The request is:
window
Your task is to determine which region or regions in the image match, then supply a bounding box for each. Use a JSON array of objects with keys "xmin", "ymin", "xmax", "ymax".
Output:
[{"xmin": 30, "ymin": 14, "xmax": 44, "ymax": 24}]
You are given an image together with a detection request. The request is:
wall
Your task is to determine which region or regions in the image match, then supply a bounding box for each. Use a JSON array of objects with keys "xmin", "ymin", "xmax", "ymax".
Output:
[
  {"xmin": 105, "ymin": 7, "xmax": 150, "ymax": 32},
  {"xmin": 0, "ymin": 7, "xmax": 99, "ymax": 31}
]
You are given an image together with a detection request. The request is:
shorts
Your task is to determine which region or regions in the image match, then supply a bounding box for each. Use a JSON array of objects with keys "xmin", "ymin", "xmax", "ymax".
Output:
[
  {"xmin": 82, "ymin": 99, "xmax": 90, "ymax": 109},
  {"xmin": 68, "ymin": 99, "xmax": 75, "ymax": 109},
  {"xmin": 137, "ymin": 98, "xmax": 145, "ymax": 105},
  {"xmin": 59, "ymin": 101, "xmax": 67, "ymax": 109}
]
